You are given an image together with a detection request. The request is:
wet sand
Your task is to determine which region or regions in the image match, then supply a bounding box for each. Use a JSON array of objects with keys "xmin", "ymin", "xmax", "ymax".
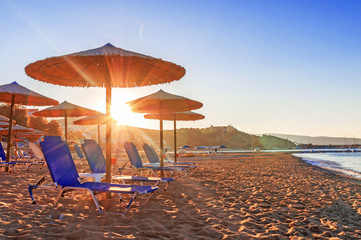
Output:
[{"xmin": 0, "ymin": 153, "xmax": 361, "ymax": 239}]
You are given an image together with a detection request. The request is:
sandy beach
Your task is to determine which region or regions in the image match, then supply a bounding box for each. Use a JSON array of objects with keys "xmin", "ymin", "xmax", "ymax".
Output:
[{"xmin": 1, "ymin": 153, "xmax": 361, "ymax": 239}]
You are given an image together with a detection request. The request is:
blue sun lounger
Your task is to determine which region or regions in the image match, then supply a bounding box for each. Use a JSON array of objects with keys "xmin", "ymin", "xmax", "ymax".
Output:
[
  {"xmin": 80, "ymin": 139, "xmax": 173, "ymax": 191},
  {"xmin": 124, "ymin": 142, "xmax": 188, "ymax": 178},
  {"xmin": 0, "ymin": 143, "xmax": 15, "ymax": 170},
  {"xmin": 143, "ymin": 143, "xmax": 196, "ymax": 170},
  {"xmin": 74, "ymin": 144, "xmax": 85, "ymax": 160},
  {"xmin": 28, "ymin": 136, "xmax": 158, "ymax": 214}
]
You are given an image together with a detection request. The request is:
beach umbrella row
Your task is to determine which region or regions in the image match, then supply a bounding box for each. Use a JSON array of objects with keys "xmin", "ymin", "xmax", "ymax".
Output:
[
  {"xmin": 0, "ymin": 81, "xmax": 58, "ymax": 167},
  {"xmin": 25, "ymin": 43, "xmax": 186, "ymax": 186}
]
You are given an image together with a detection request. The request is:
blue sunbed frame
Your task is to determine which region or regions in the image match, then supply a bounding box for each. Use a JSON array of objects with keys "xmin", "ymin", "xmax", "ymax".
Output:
[
  {"xmin": 143, "ymin": 143, "xmax": 196, "ymax": 170},
  {"xmin": 124, "ymin": 142, "xmax": 188, "ymax": 178}
]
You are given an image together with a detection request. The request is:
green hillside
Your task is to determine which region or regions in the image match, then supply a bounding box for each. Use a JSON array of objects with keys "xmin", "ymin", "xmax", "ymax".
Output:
[{"xmin": 259, "ymin": 134, "xmax": 296, "ymax": 150}]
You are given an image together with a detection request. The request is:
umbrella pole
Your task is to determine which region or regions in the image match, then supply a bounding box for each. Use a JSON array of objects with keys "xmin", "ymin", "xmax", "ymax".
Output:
[
  {"xmin": 105, "ymin": 83, "xmax": 112, "ymax": 198},
  {"xmin": 174, "ymin": 114, "xmax": 177, "ymax": 163},
  {"xmin": 98, "ymin": 124, "xmax": 101, "ymax": 144},
  {"xmin": 15, "ymin": 132, "xmax": 18, "ymax": 161},
  {"xmin": 64, "ymin": 110, "xmax": 68, "ymax": 142},
  {"xmin": 160, "ymin": 115, "xmax": 164, "ymax": 177},
  {"xmin": 5, "ymin": 94, "xmax": 15, "ymax": 172}
]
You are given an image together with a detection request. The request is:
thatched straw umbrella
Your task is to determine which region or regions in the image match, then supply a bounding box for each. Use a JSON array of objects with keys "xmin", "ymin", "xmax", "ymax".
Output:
[
  {"xmin": 144, "ymin": 111, "xmax": 204, "ymax": 163},
  {"xmin": 127, "ymin": 90, "xmax": 202, "ymax": 169},
  {"xmin": 0, "ymin": 81, "xmax": 58, "ymax": 167},
  {"xmin": 32, "ymin": 101, "xmax": 98, "ymax": 142},
  {"xmin": 25, "ymin": 43, "xmax": 185, "ymax": 185},
  {"xmin": 73, "ymin": 113, "xmax": 116, "ymax": 144}
]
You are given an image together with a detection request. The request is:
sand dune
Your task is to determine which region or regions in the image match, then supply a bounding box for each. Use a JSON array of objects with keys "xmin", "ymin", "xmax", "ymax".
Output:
[{"xmin": 0, "ymin": 153, "xmax": 361, "ymax": 239}]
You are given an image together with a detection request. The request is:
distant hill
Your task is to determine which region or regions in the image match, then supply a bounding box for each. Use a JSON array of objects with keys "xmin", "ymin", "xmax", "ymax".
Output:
[
  {"xmin": 266, "ymin": 133, "xmax": 361, "ymax": 145},
  {"xmin": 110, "ymin": 125, "xmax": 296, "ymax": 150}
]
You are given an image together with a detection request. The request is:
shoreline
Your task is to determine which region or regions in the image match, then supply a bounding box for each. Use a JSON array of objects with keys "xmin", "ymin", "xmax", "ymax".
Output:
[
  {"xmin": 1, "ymin": 153, "xmax": 361, "ymax": 239},
  {"xmin": 292, "ymin": 152, "xmax": 361, "ymax": 181}
]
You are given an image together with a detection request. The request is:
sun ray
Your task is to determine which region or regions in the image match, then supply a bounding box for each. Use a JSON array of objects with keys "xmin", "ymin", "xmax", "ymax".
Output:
[{"xmin": 111, "ymin": 93, "xmax": 147, "ymax": 127}]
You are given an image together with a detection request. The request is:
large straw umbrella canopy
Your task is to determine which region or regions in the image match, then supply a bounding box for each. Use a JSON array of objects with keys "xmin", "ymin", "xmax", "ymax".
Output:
[
  {"xmin": 0, "ymin": 81, "xmax": 58, "ymax": 166},
  {"xmin": 144, "ymin": 111, "xmax": 204, "ymax": 163},
  {"xmin": 127, "ymin": 90, "xmax": 203, "ymax": 168},
  {"xmin": 32, "ymin": 101, "xmax": 98, "ymax": 142},
  {"xmin": 25, "ymin": 43, "xmax": 185, "ymax": 185},
  {"xmin": 73, "ymin": 113, "xmax": 116, "ymax": 144}
]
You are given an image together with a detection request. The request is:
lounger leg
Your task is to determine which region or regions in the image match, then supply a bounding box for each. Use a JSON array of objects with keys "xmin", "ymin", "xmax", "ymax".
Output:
[
  {"xmin": 28, "ymin": 185, "xmax": 36, "ymax": 204},
  {"xmin": 55, "ymin": 187, "xmax": 103, "ymax": 213},
  {"xmin": 117, "ymin": 193, "xmax": 127, "ymax": 206},
  {"xmin": 123, "ymin": 192, "xmax": 138, "ymax": 215},
  {"xmin": 87, "ymin": 189, "xmax": 103, "ymax": 212},
  {"xmin": 164, "ymin": 182, "xmax": 170, "ymax": 192},
  {"xmin": 144, "ymin": 192, "xmax": 154, "ymax": 205},
  {"xmin": 54, "ymin": 189, "xmax": 66, "ymax": 206},
  {"xmin": 26, "ymin": 163, "xmax": 31, "ymax": 172}
]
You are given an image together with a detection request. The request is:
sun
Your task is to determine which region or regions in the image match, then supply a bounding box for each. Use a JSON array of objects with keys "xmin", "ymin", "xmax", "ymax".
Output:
[{"xmin": 110, "ymin": 94, "xmax": 146, "ymax": 127}]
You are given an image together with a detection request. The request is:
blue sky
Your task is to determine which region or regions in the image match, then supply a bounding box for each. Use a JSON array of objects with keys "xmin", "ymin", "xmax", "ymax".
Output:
[{"xmin": 1, "ymin": 0, "xmax": 361, "ymax": 137}]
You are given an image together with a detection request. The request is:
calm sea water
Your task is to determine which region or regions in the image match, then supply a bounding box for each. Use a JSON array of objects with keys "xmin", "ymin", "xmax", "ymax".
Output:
[{"xmin": 293, "ymin": 152, "xmax": 361, "ymax": 179}]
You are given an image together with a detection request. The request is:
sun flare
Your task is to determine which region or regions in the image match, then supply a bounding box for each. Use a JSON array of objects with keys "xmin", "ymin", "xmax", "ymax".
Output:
[{"xmin": 110, "ymin": 94, "xmax": 146, "ymax": 127}]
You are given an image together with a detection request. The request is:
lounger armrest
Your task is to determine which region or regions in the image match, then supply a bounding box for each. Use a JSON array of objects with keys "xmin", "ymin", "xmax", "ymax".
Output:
[{"xmin": 79, "ymin": 173, "xmax": 105, "ymax": 182}]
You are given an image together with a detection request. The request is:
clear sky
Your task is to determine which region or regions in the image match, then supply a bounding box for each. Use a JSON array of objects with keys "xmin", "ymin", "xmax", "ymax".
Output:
[{"xmin": 1, "ymin": 0, "xmax": 361, "ymax": 137}]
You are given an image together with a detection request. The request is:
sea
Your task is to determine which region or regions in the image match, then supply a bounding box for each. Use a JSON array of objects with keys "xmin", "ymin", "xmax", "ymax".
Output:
[{"xmin": 292, "ymin": 151, "xmax": 361, "ymax": 179}]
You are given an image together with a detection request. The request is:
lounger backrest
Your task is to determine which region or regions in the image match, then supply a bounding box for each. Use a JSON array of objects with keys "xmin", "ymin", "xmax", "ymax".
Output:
[
  {"xmin": 124, "ymin": 142, "xmax": 143, "ymax": 168},
  {"xmin": 0, "ymin": 142, "xmax": 7, "ymax": 161},
  {"xmin": 74, "ymin": 144, "xmax": 84, "ymax": 159},
  {"xmin": 40, "ymin": 136, "xmax": 80, "ymax": 187},
  {"xmin": 143, "ymin": 143, "xmax": 159, "ymax": 164},
  {"xmin": 29, "ymin": 142, "xmax": 44, "ymax": 160},
  {"xmin": 81, "ymin": 139, "xmax": 106, "ymax": 173}
]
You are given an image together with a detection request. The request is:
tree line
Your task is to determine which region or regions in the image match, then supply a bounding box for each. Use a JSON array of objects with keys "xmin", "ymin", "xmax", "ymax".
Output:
[{"xmin": 0, "ymin": 104, "xmax": 62, "ymax": 136}]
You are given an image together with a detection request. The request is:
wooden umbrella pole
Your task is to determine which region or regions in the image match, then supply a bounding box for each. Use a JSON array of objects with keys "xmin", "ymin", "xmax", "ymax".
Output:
[
  {"xmin": 105, "ymin": 83, "xmax": 112, "ymax": 188},
  {"xmin": 5, "ymin": 95, "xmax": 15, "ymax": 172},
  {"xmin": 14, "ymin": 132, "xmax": 18, "ymax": 161},
  {"xmin": 174, "ymin": 113, "xmax": 177, "ymax": 163},
  {"xmin": 159, "ymin": 115, "xmax": 164, "ymax": 168},
  {"xmin": 64, "ymin": 110, "xmax": 68, "ymax": 142}
]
